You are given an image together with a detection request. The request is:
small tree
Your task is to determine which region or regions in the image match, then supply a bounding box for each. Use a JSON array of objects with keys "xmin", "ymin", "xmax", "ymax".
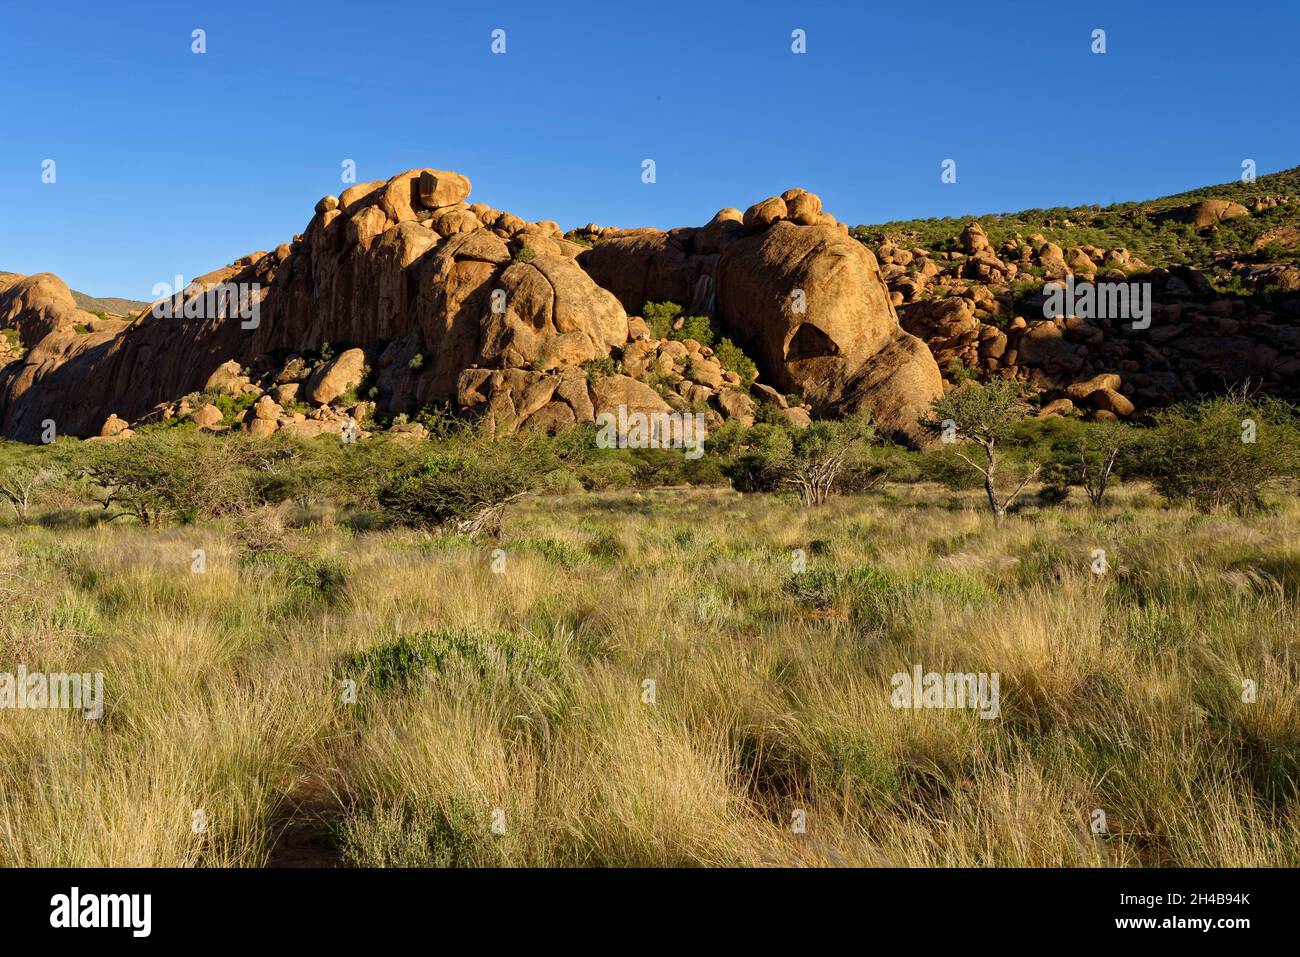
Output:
[
  {"xmin": 921, "ymin": 380, "xmax": 1036, "ymax": 523},
  {"xmin": 1071, "ymin": 420, "xmax": 1135, "ymax": 507},
  {"xmin": 782, "ymin": 414, "xmax": 875, "ymax": 506},
  {"xmin": 0, "ymin": 462, "xmax": 60, "ymax": 522},
  {"xmin": 734, "ymin": 413, "xmax": 874, "ymax": 505},
  {"xmin": 77, "ymin": 430, "xmax": 285, "ymax": 524},
  {"xmin": 377, "ymin": 433, "xmax": 555, "ymax": 537}
]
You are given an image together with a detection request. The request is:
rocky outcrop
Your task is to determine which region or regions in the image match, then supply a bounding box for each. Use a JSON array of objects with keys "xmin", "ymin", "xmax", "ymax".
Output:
[
  {"xmin": 0, "ymin": 169, "xmax": 627, "ymax": 441},
  {"xmin": 0, "ymin": 169, "xmax": 948, "ymax": 445},
  {"xmin": 0, "ymin": 272, "xmax": 99, "ymax": 348},
  {"xmin": 574, "ymin": 189, "xmax": 944, "ymax": 441},
  {"xmin": 869, "ymin": 204, "xmax": 1300, "ymax": 420},
  {"xmin": 1157, "ymin": 199, "xmax": 1250, "ymax": 229},
  {"xmin": 715, "ymin": 218, "xmax": 942, "ymax": 440}
]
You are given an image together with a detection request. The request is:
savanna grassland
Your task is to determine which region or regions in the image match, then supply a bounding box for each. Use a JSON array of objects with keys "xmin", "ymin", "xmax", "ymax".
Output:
[{"xmin": 2, "ymin": 481, "xmax": 1297, "ymax": 867}]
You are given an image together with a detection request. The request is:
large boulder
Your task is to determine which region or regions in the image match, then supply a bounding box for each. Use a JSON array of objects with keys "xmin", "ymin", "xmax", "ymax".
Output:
[
  {"xmin": 478, "ymin": 255, "xmax": 628, "ymax": 370},
  {"xmin": 715, "ymin": 221, "xmax": 942, "ymax": 441},
  {"xmin": 418, "ymin": 170, "xmax": 472, "ymax": 209},
  {"xmin": 0, "ymin": 273, "xmax": 97, "ymax": 347},
  {"xmin": 1160, "ymin": 199, "xmax": 1250, "ymax": 229},
  {"xmin": 577, "ymin": 231, "xmax": 699, "ymax": 314},
  {"xmin": 306, "ymin": 348, "xmax": 367, "ymax": 404},
  {"xmin": 591, "ymin": 374, "xmax": 671, "ymax": 418}
]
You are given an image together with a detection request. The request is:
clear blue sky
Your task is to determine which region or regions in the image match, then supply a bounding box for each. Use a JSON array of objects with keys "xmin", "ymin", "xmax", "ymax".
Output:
[{"xmin": 3, "ymin": 0, "xmax": 1297, "ymax": 299}]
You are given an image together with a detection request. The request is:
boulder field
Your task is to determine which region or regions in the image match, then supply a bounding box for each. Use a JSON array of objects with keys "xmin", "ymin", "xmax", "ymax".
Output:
[
  {"xmin": 0, "ymin": 169, "xmax": 942, "ymax": 444},
  {"xmin": 868, "ymin": 213, "xmax": 1300, "ymax": 421}
]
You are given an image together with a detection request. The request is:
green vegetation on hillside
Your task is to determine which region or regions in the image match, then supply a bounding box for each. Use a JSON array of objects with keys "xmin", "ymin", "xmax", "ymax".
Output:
[{"xmin": 854, "ymin": 166, "xmax": 1300, "ymax": 269}]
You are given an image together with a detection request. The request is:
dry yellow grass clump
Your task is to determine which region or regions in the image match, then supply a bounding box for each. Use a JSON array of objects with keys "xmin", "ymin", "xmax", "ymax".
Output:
[{"xmin": 0, "ymin": 484, "xmax": 1297, "ymax": 867}]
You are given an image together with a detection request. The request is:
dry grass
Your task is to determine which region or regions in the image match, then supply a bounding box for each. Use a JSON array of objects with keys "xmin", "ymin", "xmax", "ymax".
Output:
[{"xmin": 1, "ymin": 482, "xmax": 1297, "ymax": 866}]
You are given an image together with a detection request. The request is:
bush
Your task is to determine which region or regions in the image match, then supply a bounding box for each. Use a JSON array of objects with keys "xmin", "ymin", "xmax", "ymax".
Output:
[
  {"xmin": 714, "ymin": 337, "xmax": 758, "ymax": 385},
  {"xmin": 205, "ymin": 390, "xmax": 259, "ymax": 426},
  {"xmin": 674, "ymin": 315, "xmax": 714, "ymax": 346},
  {"xmin": 785, "ymin": 564, "xmax": 992, "ymax": 620},
  {"xmin": 377, "ymin": 435, "xmax": 556, "ymax": 535},
  {"xmin": 1037, "ymin": 461, "xmax": 1072, "ymax": 505},
  {"xmin": 0, "ymin": 445, "xmax": 64, "ymax": 521},
  {"xmin": 76, "ymin": 429, "xmax": 296, "ymax": 524},
  {"xmin": 341, "ymin": 628, "xmax": 564, "ymax": 690},
  {"xmin": 287, "ymin": 434, "xmax": 414, "ymax": 512},
  {"xmin": 581, "ymin": 356, "xmax": 618, "ymax": 383},
  {"xmin": 1138, "ymin": 394, "xmax": 1300, "ymax": 513},
  {"xmin": 915, "ymin": 445, "xmax": 987, "ymax": 490},
  {"xmin": 641, "ymin": 301, "xmax": 682, "ymax": 339},
  {"xmin": 241, "ymin": 548, "xmax": 347, "ymax": 608},
  {"xmin": 724, "ymin": 415, "xmax": 873, "ymax": 504}
]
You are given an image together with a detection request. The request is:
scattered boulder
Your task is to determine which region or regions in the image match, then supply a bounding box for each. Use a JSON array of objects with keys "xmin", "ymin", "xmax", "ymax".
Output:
[
  {"xmin": 418, "ymin": 170, "xmax": 472, "ymax": 209},
  {"xmin": 592, "ymin": 374, "xmax": 672, "ymax": 418},
  {"xmin": 743, "ymin": 197, "xmax": 788, "ymax": 231},
  {"xmin": 100, "ymin": 413, "xmax": 129, "ymax": 438},
  {"xmin": 306, "ymin": 348, "xmax": 367, "ymax": 404},
  {"xmin": 191, "ymin": 404, "xmax": 223, "ymax": 429}
]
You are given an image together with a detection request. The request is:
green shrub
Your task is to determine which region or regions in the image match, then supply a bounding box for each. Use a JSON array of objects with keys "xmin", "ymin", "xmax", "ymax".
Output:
[
  {"xmin": 342, "ymin": 627, "xmax": 564, "ymax": 690},
  {"xmin": 785, "ymin": 564, "xmax": 993, "ymax": 620},
  {"xmin": 1138, "ymin": 394, "xmax": 1300, "ymax": 513},
  {"xmin": 713, "ymin": 337, "xmax": 758, "ymax": 385},
  {"xmin": 721, "ymin": 416, "xmax": 875, "ymax": 503},
  {"xmin": 641, "ymin": 301, "xmax": 682, "ymax": 339},
  {"xmin": 204, "ymin": 390, "xmax": 259, "ymax": 426},
  {"xmin": 337, "ymin": 796, "xmax": 502, "ymax": 868},
  {"xmin": 1037, "ymin": 461, "xmax": 1072, "ymax": 505},
  {"xmin": 377, "ymin": 436, "xmax": 555, "ymax": 535},
  {"xmin": 240, "ymin": 549, "xmax": 347, "ymax": 607},
  {"xmin": 673, "ymin": 315, "xmax": 714, "ymax": 346},
  {"xmin": 581, "ymin": 356, "xmax": 618, "ymax": 383},
  {"xmin": 76, "ymin": 429, "xmax": 295, "ymax": 524}
]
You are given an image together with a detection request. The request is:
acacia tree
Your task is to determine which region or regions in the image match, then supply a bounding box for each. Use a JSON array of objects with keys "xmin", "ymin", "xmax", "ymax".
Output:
[
  {"xmin": 1072, "ymin": 420, "xmax": 1135, "ymax": 507},
  {"xmin": 778, "ymin": 413, "xmax": 875, "ymax": 506},
  {"xmin": 1140, "ymin": 393, "xmax": 1300, "ymax": 513},
  {"xmin": 735, "ymin": 412, "xmax": 874, "ymax": 506},
  {"xmin": 377, "ymin": 432, "xmax": 556, "ymax": 537},
  {"xmin": 0, "ymin": 462, "xmax": 60, "ymax": 522},
  {"xmin": 922, "ymin": 380, "xmax": 1036, "ymax": 523}
]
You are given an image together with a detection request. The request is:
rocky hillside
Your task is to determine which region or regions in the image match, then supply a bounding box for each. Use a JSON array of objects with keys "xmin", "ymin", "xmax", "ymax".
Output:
[
  {"xmin": 854, "ymin": 167, "xmax": 1300, "ymax": 420},
  {"xmin": 0, "ymin": 170, "xmax": 939, "ymax": 444},
  {"xmin": 3, "ymin": 164, "xmax": 1298, "ymax": 444}
]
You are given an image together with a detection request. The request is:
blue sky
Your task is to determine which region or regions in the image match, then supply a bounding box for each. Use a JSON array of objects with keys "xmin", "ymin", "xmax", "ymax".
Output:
[{"xmin": 3, "ymin": 0, "xmax": 1297, "ymax": 299}]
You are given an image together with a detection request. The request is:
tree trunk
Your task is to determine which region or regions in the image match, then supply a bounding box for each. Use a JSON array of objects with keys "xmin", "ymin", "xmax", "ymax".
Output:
[{"xmin": 984, "ymin": 452, "xmax": 1003, "ymax": 522}]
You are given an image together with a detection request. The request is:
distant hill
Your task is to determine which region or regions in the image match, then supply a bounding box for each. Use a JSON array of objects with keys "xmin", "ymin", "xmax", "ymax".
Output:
[{"xmin": 0, "ymin": 270, "xmax": 148, "ymax": 318}]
